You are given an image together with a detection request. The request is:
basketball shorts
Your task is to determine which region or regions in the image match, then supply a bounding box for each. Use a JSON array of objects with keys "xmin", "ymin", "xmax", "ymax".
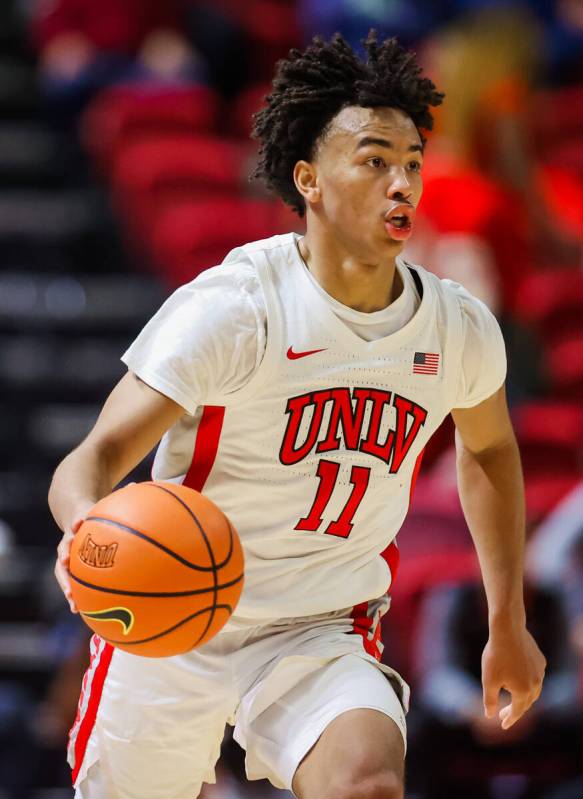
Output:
[{"xmin": 70, "ymin": 606, "xmax": 409, "ymax": 799}]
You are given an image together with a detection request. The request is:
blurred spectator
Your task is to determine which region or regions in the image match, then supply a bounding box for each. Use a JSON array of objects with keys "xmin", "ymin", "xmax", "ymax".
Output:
[
  {"xmin": 31, "ymin": 0, "xmax": 205, "ymax": 123},
  {"xmin": 445, "ymin": 1, "xmax": 583, "ymax": 83},
  {"xmin": 409, "ymin": 578, "xmax": 582, "ymax": 798},
  {"xmin": 421, "ymin": 4, "xmax": 583, "ymax": 312}
]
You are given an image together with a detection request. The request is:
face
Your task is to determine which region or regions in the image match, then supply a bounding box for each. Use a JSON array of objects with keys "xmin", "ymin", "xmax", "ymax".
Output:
[{"xmin": 297, "ymin": 106, "xmax": 424, "ymax": 259}]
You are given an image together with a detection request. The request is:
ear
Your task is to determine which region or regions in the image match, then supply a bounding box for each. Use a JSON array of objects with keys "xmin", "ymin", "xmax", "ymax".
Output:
[{"xmin": 293, "ymin": 160, "xmax": 321, "ymax": 207}]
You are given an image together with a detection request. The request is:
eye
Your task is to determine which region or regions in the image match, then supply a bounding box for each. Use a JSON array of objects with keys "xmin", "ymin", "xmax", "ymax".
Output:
[
  {"xmin": 367, "ymin": 156, "xmax": 386, "ymax": 169},
  {"xmin": 408, "ymin": 161, "xmax": 422, "ymax": 172}
]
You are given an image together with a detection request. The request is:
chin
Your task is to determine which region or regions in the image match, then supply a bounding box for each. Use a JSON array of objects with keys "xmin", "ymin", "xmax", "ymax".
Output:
[{"xmin": 380, "ymin": 234, "xmax": 404, "ymax": 252}]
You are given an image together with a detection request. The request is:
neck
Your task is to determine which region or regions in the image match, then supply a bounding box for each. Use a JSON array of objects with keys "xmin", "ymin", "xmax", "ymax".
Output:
[{"xmin": 298, "ymin": 223, "xmax": 403, "ymax": 313}]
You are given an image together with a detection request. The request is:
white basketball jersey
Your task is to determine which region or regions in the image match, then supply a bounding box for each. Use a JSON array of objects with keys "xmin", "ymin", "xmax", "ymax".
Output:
[{"xmin": 127, "ymin": 233, "xmax": 477, "ymax": 623}]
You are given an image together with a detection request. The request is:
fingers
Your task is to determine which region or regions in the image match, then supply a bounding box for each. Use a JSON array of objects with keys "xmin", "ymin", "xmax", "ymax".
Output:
[
  {"xmin": 499, "ymin": 697, "xmax": 529, "ymax": 729},
  {"xmin": 499, "ymin": 683, "xmax": 543, "ymax": 729},
  {"xmin": 484, "ymin": 681, "xmax": 540, "ymax": 727},
  {"xmin": 54, "ymin": 558, "xmax": 78, "ymax": 613},
  {"xmin": 482, "ymin": 678, "xmax": 501, "ymax": 719},
  {"xmin": 55, "ymin": 529, "xmax": 78, "ymax": 613}
]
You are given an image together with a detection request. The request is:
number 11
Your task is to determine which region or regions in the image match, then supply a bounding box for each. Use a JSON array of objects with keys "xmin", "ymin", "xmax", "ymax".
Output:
[{"xmin": 294, "ymin": 459, "xmax": 371, "ymax": 539}]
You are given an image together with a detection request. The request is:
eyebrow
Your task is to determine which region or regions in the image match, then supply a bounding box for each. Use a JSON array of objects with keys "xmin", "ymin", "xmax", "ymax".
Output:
[{"xmin": 355, "ymin": 136, "xmax": 424, "ymax": 154}]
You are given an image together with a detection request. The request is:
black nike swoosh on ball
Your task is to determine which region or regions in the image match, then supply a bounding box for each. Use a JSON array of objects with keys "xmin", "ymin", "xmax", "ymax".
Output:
[{"xmin": 81, "ymin": 607, "xmax": 134, "ymax": 635}]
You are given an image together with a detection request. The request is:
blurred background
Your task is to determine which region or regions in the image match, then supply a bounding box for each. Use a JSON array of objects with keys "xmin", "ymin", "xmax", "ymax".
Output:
[{"xmin": 0, "ymin": 0, "xmax": 582, "ymax": 797}]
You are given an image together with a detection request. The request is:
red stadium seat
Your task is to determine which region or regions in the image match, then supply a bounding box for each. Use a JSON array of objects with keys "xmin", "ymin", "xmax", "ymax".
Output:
[
  {"xmin": 513, "ymin": 400, "xmax": 583, "ymax": 448},
  {"xmin": 382, "ymin": 495, "xmax": 479, "ymax": 675},
  {"xmin": 514, "ymin": 267, "xmax": 583, "ymax": 344},
  {"xmin": 512, "ymin": 401, "xmax": 583, "ymax": 477},
  {"xmin": 82, "ymin": 84, "xmax": 220, "ymax": 176},
  {"xmin": 110, "ymin": 134, "xmax": 252, "ymax": 244},
  {"xmin": 230, "ymin": 82, "xmax": 270, "ymax": 139},
  {"xmin": 532, "ymin": 86, "xmax": 583, "ymax": 153},
  {"xmin": 546, "ymin": 333, "xmax": 583, "ymax": 401},
  {"xmin": 419, "ymin": 170, "xmax": 505, "ymax": 235},
  {"xmin": 150, "ymin": 198, "xmax": 282, "ymax": 285},
  {"xmin": 538, "ymin": 164, "xmax": 583, "ymax": 239},
  {"xmin": 543, "ymin": 140, "xmax": 583, "ymax": 184},
  {"xmin": 419, "ymin": 168, "xmax": 532, "ymax": 311},
  {"xmin": 524, "ymin": 474, "xmax": 581, "ymax": 525},
  {"xmin": 214, "ymin": 0, "xmax": 300, "ymax": 80}
]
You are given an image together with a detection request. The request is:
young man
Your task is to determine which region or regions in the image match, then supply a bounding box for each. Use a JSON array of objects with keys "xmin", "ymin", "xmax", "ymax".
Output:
[{"xmin": 49, "ymin": 32, "xmax": 546, "ymax": 799}]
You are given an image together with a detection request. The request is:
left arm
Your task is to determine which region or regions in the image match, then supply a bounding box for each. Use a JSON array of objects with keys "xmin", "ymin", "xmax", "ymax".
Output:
[{"xmin": 451, "ymin": 385, "xmax": 546, "ymax": 729}]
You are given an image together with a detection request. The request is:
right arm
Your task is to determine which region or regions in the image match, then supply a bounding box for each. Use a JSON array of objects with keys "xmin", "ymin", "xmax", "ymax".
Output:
[{"xmin": 48, "ymin": 371, "xmax": 186, "ymax": 611}]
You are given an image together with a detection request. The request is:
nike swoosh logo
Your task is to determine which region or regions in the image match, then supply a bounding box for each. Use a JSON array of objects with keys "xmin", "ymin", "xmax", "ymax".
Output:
[
  {"xmin": 81, "ymin": 607, "xmax": 135, "ymax": 636},
  {"xmin": 287, "ymin": 346, "xmax": 328, "ymax": 360}
]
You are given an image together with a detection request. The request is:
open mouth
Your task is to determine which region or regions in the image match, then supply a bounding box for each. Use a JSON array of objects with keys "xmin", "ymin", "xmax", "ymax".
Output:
[
  {"xmin": 388, "ymin": 215, "xmax": 410, "ymax": 229},
  {"xmin": 384, "ymin": 206, "xmax": 415, "ymax": 240}
]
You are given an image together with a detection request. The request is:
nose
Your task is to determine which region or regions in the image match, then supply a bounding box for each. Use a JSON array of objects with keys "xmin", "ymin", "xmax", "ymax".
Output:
[{"xmin": 386, "ymin": 167, "xmax": 412, "ymax": 202}]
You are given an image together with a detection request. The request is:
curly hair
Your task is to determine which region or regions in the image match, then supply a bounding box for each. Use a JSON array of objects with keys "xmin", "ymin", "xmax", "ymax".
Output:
[{"xmin": 252, "ymin": 31, "xmax": 444, "ymax": 216}]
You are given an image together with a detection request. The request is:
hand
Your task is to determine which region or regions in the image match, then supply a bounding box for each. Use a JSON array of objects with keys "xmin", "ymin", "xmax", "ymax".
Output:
[
  {"xmin": 54, "ymin": 507, "xmax": 92, "ymax": 613},
  {"xmin": 482, "ymin": 623, "xmax": 546, "ymax": 730}
]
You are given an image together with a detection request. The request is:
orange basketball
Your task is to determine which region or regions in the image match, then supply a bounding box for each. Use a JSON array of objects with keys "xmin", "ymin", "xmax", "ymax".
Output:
[{"xmin": 69, "ymin": 481, "xmax": 244, "ymax": 657}]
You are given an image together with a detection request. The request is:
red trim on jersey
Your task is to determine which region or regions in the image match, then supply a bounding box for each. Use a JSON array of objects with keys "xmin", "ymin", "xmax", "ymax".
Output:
[
  {"xmin": 380, "ymin": 540, "xmax": 400, "ymax": 589},
  {"xmin": 409, "ymin": 447, "xmax": 425, "ymax": 506},
  {"xmin": 183, "ymin": 405, "xmax": 225, "ymax": 492},
  {"xmin": 70, "ymin": 636, "xmax": 114, "ymax": 785},
  {"xmin": 350, "ymin": 602, "xmax": 383, "ymax": 661}
]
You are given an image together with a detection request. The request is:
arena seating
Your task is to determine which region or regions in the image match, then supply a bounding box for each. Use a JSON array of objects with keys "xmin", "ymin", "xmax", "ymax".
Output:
[{"xmin": 81, "ymin": 84, "xmax": 220, "ymax": 175}]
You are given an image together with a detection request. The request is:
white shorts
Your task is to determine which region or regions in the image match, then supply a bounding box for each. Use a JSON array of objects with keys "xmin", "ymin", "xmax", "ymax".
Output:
[{"xmin": 70, "ymin": 607, "xmax": 409, "ymax": 799}]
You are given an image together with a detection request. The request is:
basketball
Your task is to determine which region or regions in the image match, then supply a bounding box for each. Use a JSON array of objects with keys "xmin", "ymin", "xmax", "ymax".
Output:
[{"xmin": 69, "ymin": 481, "xmax": 244, "ymax": 657}]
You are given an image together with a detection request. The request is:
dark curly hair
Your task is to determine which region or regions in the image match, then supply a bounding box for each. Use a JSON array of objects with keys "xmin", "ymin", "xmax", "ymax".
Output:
[{"xmin": 252, "ymin": 31, "xmax": 444, "ymax": 217}]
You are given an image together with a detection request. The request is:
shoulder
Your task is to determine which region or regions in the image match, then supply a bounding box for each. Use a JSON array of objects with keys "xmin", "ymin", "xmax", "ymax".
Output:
[
  {"xmin": 185, "ymin": 232, "xmax": 298, "ymax": 304},
  {"xmin": 406, "ymin": 259, "xmax": 499, "ymax": 328},
  {"xmin": 169, "ymin": 244, "xmax": 266, "ymax": 324}
]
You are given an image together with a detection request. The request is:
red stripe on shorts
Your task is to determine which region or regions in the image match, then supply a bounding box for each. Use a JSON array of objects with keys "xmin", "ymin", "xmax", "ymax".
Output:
[
  {"xmin": 70, "ymin": 636, "xmax": 114, "ymax": 785},
  {"xmin": 183, "ymin": 405, "xmax": 225, "ymax": 492},
  {"xmin": 350, "ymin": 602, "xmax": 382, "ymax": 661}
]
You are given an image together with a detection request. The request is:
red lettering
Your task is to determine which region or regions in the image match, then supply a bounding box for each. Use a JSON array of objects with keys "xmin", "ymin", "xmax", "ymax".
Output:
[
  {"xmin": 295, "ymin": 459, "xmax": 339, "ymax": 532},
  {"xmin": 316, "ymin": 387, "xmax": 370, "ymax": 453},
  {"xmin": 279, "ymin": 391, "xmax": 331, "ymax": 465},
  {"xmin": 389, "ymin": 394, "xmax": 428, "ymax": 473},
  {"xmin": 325, "ymin": 464, "xmax": 371, "ymax": 538},
  {"xmin": 359, "ymin": 389, "xmax": 394, "ymax": 464}
]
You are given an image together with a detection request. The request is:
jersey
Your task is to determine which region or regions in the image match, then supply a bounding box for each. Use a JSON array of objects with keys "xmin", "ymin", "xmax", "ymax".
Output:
[{"xmin": 122, "ymin": 233, "xmax": 507, "ymax": 623}]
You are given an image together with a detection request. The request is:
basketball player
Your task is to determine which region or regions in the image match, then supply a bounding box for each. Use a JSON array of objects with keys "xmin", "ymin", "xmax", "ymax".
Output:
[{"xmin": 49, "ymin": 32, "xmax": 546, "ymax": 799}]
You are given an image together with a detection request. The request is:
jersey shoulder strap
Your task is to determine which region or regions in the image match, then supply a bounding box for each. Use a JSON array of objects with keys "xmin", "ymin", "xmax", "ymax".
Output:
[{"xmin": 407, "ymin": 265, "xmax": 424, "ymax": 300}]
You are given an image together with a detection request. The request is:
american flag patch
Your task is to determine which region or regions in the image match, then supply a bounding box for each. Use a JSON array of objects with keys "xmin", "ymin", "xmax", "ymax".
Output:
[{"xmin": 413, "ymin": 352, "xmax": 439, "ymax": 375}]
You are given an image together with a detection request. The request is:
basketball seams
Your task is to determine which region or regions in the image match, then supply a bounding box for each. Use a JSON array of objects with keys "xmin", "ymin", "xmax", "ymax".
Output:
[
  {"xmin": 144, "ymin": 483, "xmax": 220, "ymax": 643},
  {"xmin": 218, "ymin": 518, "xmax": 235, "ymax": 570},
  {"xmin": 103, "ymin": 604, "xmax": 233, "ymax": 647},
  {"xmin": 84, "ymin": 516, "xmax": 217, "ymax": 572},
  {"xmin": 69, "ymin": 570, "xmax": 243, "ymax": 597},
  {"xmin": 72, "ymin": 482, "xmax": 243, "ymax": 656}
]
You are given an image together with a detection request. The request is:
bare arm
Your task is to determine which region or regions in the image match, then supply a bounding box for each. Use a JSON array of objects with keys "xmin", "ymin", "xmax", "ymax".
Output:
[
  {"xmin": 48, "ymin": 370, "xmax": 186, "ymax": 609},
  {"xmin": 451, "ymin": 384, "xmax": 546, "ymax": 728}
]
